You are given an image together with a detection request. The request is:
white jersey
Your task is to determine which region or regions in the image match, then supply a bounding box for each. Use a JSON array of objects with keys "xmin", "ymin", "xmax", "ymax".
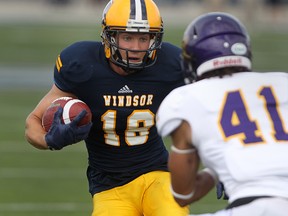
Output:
[{"xmin": 157, "ymin": 72, "xmax": 288, "ymax": 203}]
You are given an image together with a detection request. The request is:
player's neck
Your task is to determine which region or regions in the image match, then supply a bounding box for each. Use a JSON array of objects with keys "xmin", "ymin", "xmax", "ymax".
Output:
[{"xmin": 109, "ymin": 61, "xmax": 128, "ymax": 76}]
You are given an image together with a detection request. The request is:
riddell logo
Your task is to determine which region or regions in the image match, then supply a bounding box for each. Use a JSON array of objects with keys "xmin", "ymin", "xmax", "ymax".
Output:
[{"xmin": 213, "ymin": 57, "xmax": 242, "ymax": 67}]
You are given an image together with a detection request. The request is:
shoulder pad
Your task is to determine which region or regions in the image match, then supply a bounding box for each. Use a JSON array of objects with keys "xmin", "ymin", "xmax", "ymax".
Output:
[{"xmin": 54, "ymin": 41, "xmax": 102, "ymax": 83}]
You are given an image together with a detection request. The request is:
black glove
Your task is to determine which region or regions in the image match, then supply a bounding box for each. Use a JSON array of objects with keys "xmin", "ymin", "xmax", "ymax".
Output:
[
  {"xmin": 45, "ymin": 107, "xmax": 92, "ymax": 150},
  {"xmin": 216, "ymin": 182, "xmax": 229, "ymax": 200}
]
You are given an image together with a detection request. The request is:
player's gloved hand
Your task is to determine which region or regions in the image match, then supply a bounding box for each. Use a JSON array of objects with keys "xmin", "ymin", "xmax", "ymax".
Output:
[
  {"xmin": 45, "ymin": 107, "xmax": 92, "ymax": 150},
  {"xmin": 216, "ymin": 182, "xmax": 229, "ymax": 200}
]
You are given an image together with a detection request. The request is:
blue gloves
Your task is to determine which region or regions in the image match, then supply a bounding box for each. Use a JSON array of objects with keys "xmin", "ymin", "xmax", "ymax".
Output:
[
  {"xmin": 45, "ymin": 107, "xmax": 92, "ymax": 150},
  {"xmin": 216, "ymin": 182, "xmax": 229, "ymax": 200}
]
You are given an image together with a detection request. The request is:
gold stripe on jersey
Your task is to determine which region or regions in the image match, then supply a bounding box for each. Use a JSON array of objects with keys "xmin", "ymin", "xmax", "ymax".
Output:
[{"xmin": 56, "ymin": 55, "xmax": 63, "ymax": 72}]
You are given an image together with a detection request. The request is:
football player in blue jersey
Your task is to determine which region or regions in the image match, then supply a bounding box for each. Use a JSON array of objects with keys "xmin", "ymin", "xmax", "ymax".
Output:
[{"xmin": 25, "ymin": 0, "xmax": 189, "ymax": 215}]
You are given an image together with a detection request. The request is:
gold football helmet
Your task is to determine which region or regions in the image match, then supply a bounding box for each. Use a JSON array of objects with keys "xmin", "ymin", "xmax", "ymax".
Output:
[{"xmin": 101, "ymin": 0, "xmax": 164, "ymax": 73}]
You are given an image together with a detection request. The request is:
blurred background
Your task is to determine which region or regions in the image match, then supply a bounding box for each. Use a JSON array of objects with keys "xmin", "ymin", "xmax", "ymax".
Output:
[
  {"xmin": 1, "ymin": 0, "xmax": 288, "ymax": 215},
  {"xmin": 1, "ymin": 0, "xmax": 288, "ymax": 89}
]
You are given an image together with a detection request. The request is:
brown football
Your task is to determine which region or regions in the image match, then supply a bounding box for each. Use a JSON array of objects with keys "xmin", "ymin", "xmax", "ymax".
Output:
[{"xmin": 42, "ymin": 97, "xmax": 92, "ymax": 132}]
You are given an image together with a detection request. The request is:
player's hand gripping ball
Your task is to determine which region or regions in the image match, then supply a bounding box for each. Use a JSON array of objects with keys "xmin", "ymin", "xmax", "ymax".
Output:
[{"xmin": 42, "ymin": 97, "xmax": 92, "ymax": 132}]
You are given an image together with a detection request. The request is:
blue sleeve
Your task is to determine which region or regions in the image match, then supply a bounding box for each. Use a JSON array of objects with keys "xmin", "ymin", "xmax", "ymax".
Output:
[{"xmin": 53, "ymin": 41, "xmax": 100, "ymax": 93}]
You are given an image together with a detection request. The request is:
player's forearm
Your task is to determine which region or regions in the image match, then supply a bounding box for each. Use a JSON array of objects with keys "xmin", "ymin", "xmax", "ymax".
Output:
[
  {"xmin": 25, "ymin": 113, "xmax": 49, "ymax": 150},
  {"xmin": 187, "ymin": 169, "xmax": 216, "ymax": 204},
  {"xmin": 169, "ymin": 150, "xmax": 199, "ymax": 207},
  {"xmin": 173, "ymin": 169, "xmax": 216, "ymax": 206}
]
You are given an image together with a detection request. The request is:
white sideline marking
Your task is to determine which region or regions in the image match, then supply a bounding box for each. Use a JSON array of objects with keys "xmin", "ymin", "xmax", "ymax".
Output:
[
  {"xmin": 0, "ymin": 203, "xmax": 222, "ymax": 212},
  {"xmin": 0, "ymin": 203, "xmax": 91, "ymax": 212},
  {"xmin": 0, "ymin": 168, "xmax": 85, "ymax": 178},
  {"xmin": 0, "ymin": 141, "xmax": 86, "ymax": 153}
]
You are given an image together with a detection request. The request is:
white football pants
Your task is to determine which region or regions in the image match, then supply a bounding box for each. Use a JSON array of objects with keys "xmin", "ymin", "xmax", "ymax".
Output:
[{"xmin": 189, "ymin": 197, "xmax": 288, "ymax": 216}]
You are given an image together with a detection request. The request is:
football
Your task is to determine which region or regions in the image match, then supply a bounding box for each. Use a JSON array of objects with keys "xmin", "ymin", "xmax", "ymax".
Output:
[{"xmin": 42, "ymin": 97, "xmax": 92, "ymax": 132}]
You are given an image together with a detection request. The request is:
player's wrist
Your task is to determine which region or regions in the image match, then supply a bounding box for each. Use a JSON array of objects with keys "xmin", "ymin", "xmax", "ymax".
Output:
[
  {"xmin": 170, "ymin": 185, "xmax": 195, "ymax": 200},
  {"xmin": 45, "ymin": 133, "xmax": 63, "ymax": 150}
]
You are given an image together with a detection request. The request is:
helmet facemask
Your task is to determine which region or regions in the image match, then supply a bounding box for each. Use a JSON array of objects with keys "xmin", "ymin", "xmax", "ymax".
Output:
[
  {"xmin": 101, "ymin": 28, "xmax": 163, "ymax": 73},
  {"xmin": 181, "ymin": 47, "xmax": 197, "ymax": 84}
]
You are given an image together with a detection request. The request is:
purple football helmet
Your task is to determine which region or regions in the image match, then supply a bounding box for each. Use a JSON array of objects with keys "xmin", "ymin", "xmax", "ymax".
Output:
[{"xmin": 182, "ymin": 12, "xmax": 252, "ymax": 83}]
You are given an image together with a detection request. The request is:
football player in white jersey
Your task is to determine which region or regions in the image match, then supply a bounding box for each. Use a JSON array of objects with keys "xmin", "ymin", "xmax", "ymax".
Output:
[{"xmin": 156, "ymin": 12, "xmax": 288, "ymax": 216}]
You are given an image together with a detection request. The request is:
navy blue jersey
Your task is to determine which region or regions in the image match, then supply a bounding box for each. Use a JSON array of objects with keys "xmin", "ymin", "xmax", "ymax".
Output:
[{"xmin": 53, "ymin": 41, "xmax": 184, "ymax": 195}]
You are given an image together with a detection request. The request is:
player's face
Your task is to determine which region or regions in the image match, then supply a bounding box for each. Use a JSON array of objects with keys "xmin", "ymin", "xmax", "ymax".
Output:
[{"xmin": 117, "ymin": 33, "xmax": 151, "ymax": 64}]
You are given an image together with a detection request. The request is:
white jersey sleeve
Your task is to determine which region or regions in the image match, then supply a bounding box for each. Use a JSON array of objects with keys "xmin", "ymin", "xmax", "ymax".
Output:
[{"xmin": 157, "ymin": 87, "xmax": 185, "ymax": 137}]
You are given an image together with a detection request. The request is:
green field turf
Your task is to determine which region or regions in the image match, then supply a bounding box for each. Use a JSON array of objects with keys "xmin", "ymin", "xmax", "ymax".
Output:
[
  {"xmin": 0, "ymin": 23, "xmax": 288, "ymax": 215},
  {"xmin": 1, "ymin": 23, "xmax": 288, "ymax": 72}
]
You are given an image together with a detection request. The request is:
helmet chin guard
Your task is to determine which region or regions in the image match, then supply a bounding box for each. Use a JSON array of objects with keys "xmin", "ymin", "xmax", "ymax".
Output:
[
  {"xmin": 101, "ymin": 0, "xmax": 163, "ymax": 73},
  {"xmin": 182, "ymin": 12, "xmax": 252, "ymax": 82}
]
